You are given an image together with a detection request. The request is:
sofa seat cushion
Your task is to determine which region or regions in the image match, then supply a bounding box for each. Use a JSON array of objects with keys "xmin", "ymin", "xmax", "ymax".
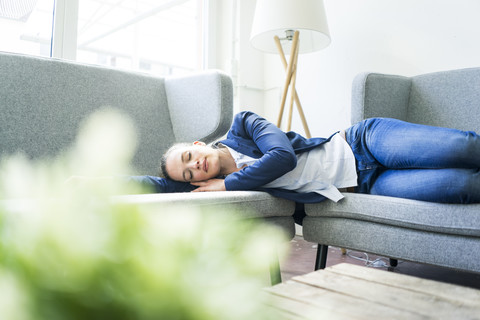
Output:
[
  {"xmin": 114, "ymin": 191, "xmax": 296, "ymax": 239},
  {"xmin": 305, "ymin": 193, "xmax": 480, "ymax": 237},
  {"xmin": 114, "ymin": 191, "xmax": 295, "ymax": 218}
]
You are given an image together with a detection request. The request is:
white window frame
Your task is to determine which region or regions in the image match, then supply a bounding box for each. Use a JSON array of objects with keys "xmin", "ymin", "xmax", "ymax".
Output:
[
  {"xmin": 203, "ymin": 0, "xmax": 216, "ymax": 69},
  {"xmin": 51, "ymin": 0, "xmax": 79, "ymax": 60}
]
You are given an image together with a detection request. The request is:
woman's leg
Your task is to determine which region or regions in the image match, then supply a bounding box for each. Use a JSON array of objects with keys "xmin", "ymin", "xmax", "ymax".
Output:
[
  {"xmin": 365, "ymin": 118, "xmax": 480, "ymax": 169},
  {"xmin": 369, "ymin": 168, "xmax": 480, "ymax": 203}
]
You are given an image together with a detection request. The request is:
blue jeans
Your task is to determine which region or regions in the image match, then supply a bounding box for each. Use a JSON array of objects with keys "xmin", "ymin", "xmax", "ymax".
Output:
[{"xmin": 345, "ymin": 118, "xmax": 480, "ymax": 203}]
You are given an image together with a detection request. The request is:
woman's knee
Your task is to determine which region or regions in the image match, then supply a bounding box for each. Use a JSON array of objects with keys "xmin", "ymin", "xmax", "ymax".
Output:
[
  {"xmin": 420, "ymin": 168, "xmax": 480, "ymax": 204},
  {"xmin": 368, "ymin": 168, "xmax": 480, "ymax": 204},
  {"xmin": 451, "ymin": 168, "xmax": 480, "ymax": 203}
]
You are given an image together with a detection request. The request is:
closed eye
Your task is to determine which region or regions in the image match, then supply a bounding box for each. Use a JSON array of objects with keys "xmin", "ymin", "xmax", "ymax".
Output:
[
  {"xmin": 181, "ymin": 151, "xmax": 192, "ymax": 163},
  {"xmin": 183, "ymin": 169, "xmax": 193, "ymax": 182}
]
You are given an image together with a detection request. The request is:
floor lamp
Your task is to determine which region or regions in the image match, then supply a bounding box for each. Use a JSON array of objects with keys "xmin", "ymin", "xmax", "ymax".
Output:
[{"xmin": 250, "ymin": 0, "xmax": 331, "ymax": 138}]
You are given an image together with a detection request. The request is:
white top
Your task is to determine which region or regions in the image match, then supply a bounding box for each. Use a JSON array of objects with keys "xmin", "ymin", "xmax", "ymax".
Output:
[{"xmin": 226, "ymin": 133, "xmax": 358, "ymax": 202}]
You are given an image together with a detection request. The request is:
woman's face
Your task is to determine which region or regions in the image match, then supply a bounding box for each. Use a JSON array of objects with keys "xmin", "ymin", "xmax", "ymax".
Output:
[{"xmin": 165, "ymin": 142, "xmax": 222, "ymax": 182}]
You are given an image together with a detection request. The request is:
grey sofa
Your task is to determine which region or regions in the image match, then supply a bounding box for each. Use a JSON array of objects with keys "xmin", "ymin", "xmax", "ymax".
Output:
[
  {"xmin": 303, "ymin": 68, "xmax": 480, "ymax": 274},
  {"xmin": 5, "ymin": 51, "xmax": 479, "ymax": 280},
  {"xmin": 0, "ymin": 52, "xmax": 295, "ymax": 284}
]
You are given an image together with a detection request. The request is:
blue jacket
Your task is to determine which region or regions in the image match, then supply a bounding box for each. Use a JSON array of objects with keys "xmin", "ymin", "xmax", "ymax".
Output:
[
  {"xmin": 137, "ymin": 111, "xmax": 335, "ymax": 203},
  {"xmin": 218, "ymin": 111, "xmax": 335, "ymax": 203}
]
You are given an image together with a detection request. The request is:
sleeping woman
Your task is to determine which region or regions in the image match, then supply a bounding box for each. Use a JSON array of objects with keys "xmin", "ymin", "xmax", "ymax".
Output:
[{"xmin": 158, "ymin": 111, "xmax": 480, "ymax": 204}]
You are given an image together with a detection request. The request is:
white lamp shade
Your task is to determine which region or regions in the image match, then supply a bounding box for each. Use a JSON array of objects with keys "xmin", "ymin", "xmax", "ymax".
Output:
[{"xmin": 250, "ymin": 0, "xmax": 331, "ymax": 54}]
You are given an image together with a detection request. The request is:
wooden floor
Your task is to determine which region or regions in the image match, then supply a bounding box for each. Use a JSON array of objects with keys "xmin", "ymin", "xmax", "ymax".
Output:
[{"xmin": 281, "ymin": 235, "xmax": 480, "ymax": 290}]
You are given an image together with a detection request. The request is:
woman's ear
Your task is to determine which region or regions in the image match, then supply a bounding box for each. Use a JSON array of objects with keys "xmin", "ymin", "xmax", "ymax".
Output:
[{"xmin": 193, "ymin": 141, "xmax": 206, "ymax": 146}]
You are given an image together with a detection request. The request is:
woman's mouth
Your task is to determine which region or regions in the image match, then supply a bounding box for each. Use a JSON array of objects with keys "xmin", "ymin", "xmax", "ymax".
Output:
[{"xmin": 203, "ymin": 158, "xmax": 208, "ymax": 172}]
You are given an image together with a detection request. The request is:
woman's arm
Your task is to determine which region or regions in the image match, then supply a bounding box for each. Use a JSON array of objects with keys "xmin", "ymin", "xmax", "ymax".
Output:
[
  {"xmin": 190, "ymin": 178, "xmax": 226, "ymax": 192},
  {"xmin": 223, "ymin": 112, "xmax": 297, "ymax": 191}
]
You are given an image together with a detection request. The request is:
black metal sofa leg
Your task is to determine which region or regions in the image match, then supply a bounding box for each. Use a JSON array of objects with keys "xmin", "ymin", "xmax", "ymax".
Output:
[
  {"xmin": 389, "ymin": 258, "xmax": 398, "ymax": 267},
  {"xmin": 315, "ymin": 244, "xmax": 328, "ymax": 270}
]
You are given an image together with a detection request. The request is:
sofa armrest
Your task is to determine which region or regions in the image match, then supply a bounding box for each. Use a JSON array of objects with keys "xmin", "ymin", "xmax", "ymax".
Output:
[
  {"xmin": 165, "ymin": 70, "xmax": 233, "ymax": 143},
  {"xmin": 351, "ymin": 72, "xmax": 412, "ymax": 124}
]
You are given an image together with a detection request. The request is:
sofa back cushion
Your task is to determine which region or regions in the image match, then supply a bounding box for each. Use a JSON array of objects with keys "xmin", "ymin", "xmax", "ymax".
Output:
[
  {"xmin": 0, "ymin": 52, "xmax": 175, "ymax": 175},
  {"xmin": 408, "ymin": 68, "xmax": 480, "ymax": 132}
]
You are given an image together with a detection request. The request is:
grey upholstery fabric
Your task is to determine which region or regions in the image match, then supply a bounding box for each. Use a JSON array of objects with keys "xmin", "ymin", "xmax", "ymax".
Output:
[
  {"xmin": 303, "ymin": 216, "xmax": 480, "ymax": 272},
  {"xmin": 0, "ymin": 52, "xmax": 232, "ymax": 175},
  {"xmin": 351, "ymin": 68, "xmax": 480, "ymax": 131},
  {"xmin": 306, "ymin": 193, "xmax": 480, "ymax": 237},
  {"xmin": 114, "ymin": 191, "xmax": 296, "ymax": 238},
  {"xmin": 351, "ymin": 72, "xmax": 411, "ymax": 124},
  {"xmin": 114, "ymin": 191, "xmax": 295, "ymax": 219},
  {"xmin": 165, "ymin": 71, "xmax": 233, "ymax": 143},
  {"xmin": 408, "ymin": 68, "xmax": 480, "ymax": 131},
  {"xmin": 0, "ymin": 52, "xmax": 297, "ymax": 250},
  {"xmin": 305, "ymin": 67, "xmax": 480, "ymax": 273}
]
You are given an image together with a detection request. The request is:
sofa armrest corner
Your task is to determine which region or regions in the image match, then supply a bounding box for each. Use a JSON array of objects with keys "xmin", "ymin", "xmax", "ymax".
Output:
[{"xmin": 165, "ymin": 70, "xmax": 233, "ymax": 143}]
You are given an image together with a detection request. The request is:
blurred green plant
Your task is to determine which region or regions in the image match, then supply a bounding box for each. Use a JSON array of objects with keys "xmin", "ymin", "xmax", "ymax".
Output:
[{"xmin": 0, "ymin": 109, "xmax": 286, "ymax": 320}]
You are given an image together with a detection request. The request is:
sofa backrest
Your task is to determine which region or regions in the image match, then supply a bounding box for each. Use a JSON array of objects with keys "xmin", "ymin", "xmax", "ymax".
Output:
[
  {"xmin": 0, "ymin": 52, "xmax": 233, "ymax": 175},
  {"xmin": 351, "ymin": 68, "xmax": 480, "ymax": 133},
  {"xmin": 351, "ymin": 73, "xmax": 411, "ymax": 123},
  {"xmin": 408, "ymin": 68, "xmax": 480, "ymax": 133}
]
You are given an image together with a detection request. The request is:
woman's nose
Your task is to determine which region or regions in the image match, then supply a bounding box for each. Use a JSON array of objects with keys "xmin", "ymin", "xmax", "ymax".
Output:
[{"xmin": 187, "ymin": 160, "xmax": 200, "ymax": 169}]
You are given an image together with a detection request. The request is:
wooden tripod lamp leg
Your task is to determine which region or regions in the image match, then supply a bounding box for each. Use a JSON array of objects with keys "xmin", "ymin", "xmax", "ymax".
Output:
[
  {"xmin": 275, "ymin": 31, "xmax": 299, "ymax": 128},
  {"xmin": 274, "ymin": 31, "xmax": 312, "ymax": 138},
  {"xmin": 287, "ymin": 40, "xmax": 299, "ymax": 132}
]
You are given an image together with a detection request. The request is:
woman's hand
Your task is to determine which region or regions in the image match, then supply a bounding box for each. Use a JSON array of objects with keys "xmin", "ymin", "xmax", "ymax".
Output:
[{"xmin": 191, "ymin": 179, "xmax": 226, "ymax": 192}]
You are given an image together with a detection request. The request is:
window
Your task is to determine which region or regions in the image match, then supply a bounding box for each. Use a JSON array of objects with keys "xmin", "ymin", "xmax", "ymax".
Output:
[
  {"xmin": 0, "ymin": 0, "xmax": 55, "ymax": 57},
  {"xmin": 76, "ymin": 0, "xmax": 205, "ymax": 75},
  {"xmin": 0, "ymin": 0, "xmax": 207, "ymax": 76}
]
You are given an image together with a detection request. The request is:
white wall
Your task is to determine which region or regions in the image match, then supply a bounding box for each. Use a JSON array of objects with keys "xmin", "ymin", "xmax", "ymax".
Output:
[{"xmin": 230, "ymin": 0, "xmax": 480, "ymax": 137}]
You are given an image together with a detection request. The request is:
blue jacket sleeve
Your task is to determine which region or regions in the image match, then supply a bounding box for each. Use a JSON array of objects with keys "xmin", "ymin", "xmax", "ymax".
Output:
[{"xmin": 223, "ymin": 112, "xmax": 297, "ymax": 190}]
